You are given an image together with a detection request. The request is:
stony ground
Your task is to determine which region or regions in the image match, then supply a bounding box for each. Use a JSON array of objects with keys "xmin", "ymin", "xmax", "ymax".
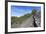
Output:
[{"xmin": 11, "ymin": 12, "xmax": 41, "ymax": 28}]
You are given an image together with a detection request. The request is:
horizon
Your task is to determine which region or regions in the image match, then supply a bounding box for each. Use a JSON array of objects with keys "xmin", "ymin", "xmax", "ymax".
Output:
[{"xmin": 11, "ymin": 5, "xmax": 41, "ymax": 17}]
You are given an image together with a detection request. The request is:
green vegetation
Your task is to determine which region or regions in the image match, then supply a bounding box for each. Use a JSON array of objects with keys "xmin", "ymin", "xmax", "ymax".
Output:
[
  {"xmin": 11, "ymin": 9, "xmax": 37, "ymax": 25},
  {"xmin": 11, "ymin": 13, "xmax": 32, "ymax": 25},
  {"xmin": 31, "ymin": 9, "xmax": 37, "ymax": 15}
]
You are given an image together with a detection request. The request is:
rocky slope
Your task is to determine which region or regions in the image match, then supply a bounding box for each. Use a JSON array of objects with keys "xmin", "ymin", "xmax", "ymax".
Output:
[{"xmin": 11, "ymin": 11, "xmax": 41, "ymax": 28}]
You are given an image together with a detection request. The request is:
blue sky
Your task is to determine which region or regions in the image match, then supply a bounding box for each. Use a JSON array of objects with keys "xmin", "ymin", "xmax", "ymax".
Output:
[{"xmin": 11, "ymin": 5, "xmax": 41, "ymax": 17}]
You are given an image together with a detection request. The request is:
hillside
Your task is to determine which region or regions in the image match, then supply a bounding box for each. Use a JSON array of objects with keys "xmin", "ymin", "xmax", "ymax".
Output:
[{"xmin": 11, "ymin": 10, "xmax": 41, "ymax": 28}]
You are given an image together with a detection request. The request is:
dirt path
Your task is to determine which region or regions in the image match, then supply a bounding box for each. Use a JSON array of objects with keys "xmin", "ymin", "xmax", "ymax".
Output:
[{"xmin": 20, "ymin": 16, "xmax": 34, "ymax": 28}]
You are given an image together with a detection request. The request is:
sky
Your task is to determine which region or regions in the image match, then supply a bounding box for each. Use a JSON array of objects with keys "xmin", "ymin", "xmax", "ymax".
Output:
[{"xmin": 11, "ymin": 5, "xmax": 41, "ymax": 17}]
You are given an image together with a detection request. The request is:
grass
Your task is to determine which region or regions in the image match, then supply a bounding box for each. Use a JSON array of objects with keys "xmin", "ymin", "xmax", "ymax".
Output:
[{"xmin": 11, "ymin": 13, "xmax": 32, "ymax": 25}]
